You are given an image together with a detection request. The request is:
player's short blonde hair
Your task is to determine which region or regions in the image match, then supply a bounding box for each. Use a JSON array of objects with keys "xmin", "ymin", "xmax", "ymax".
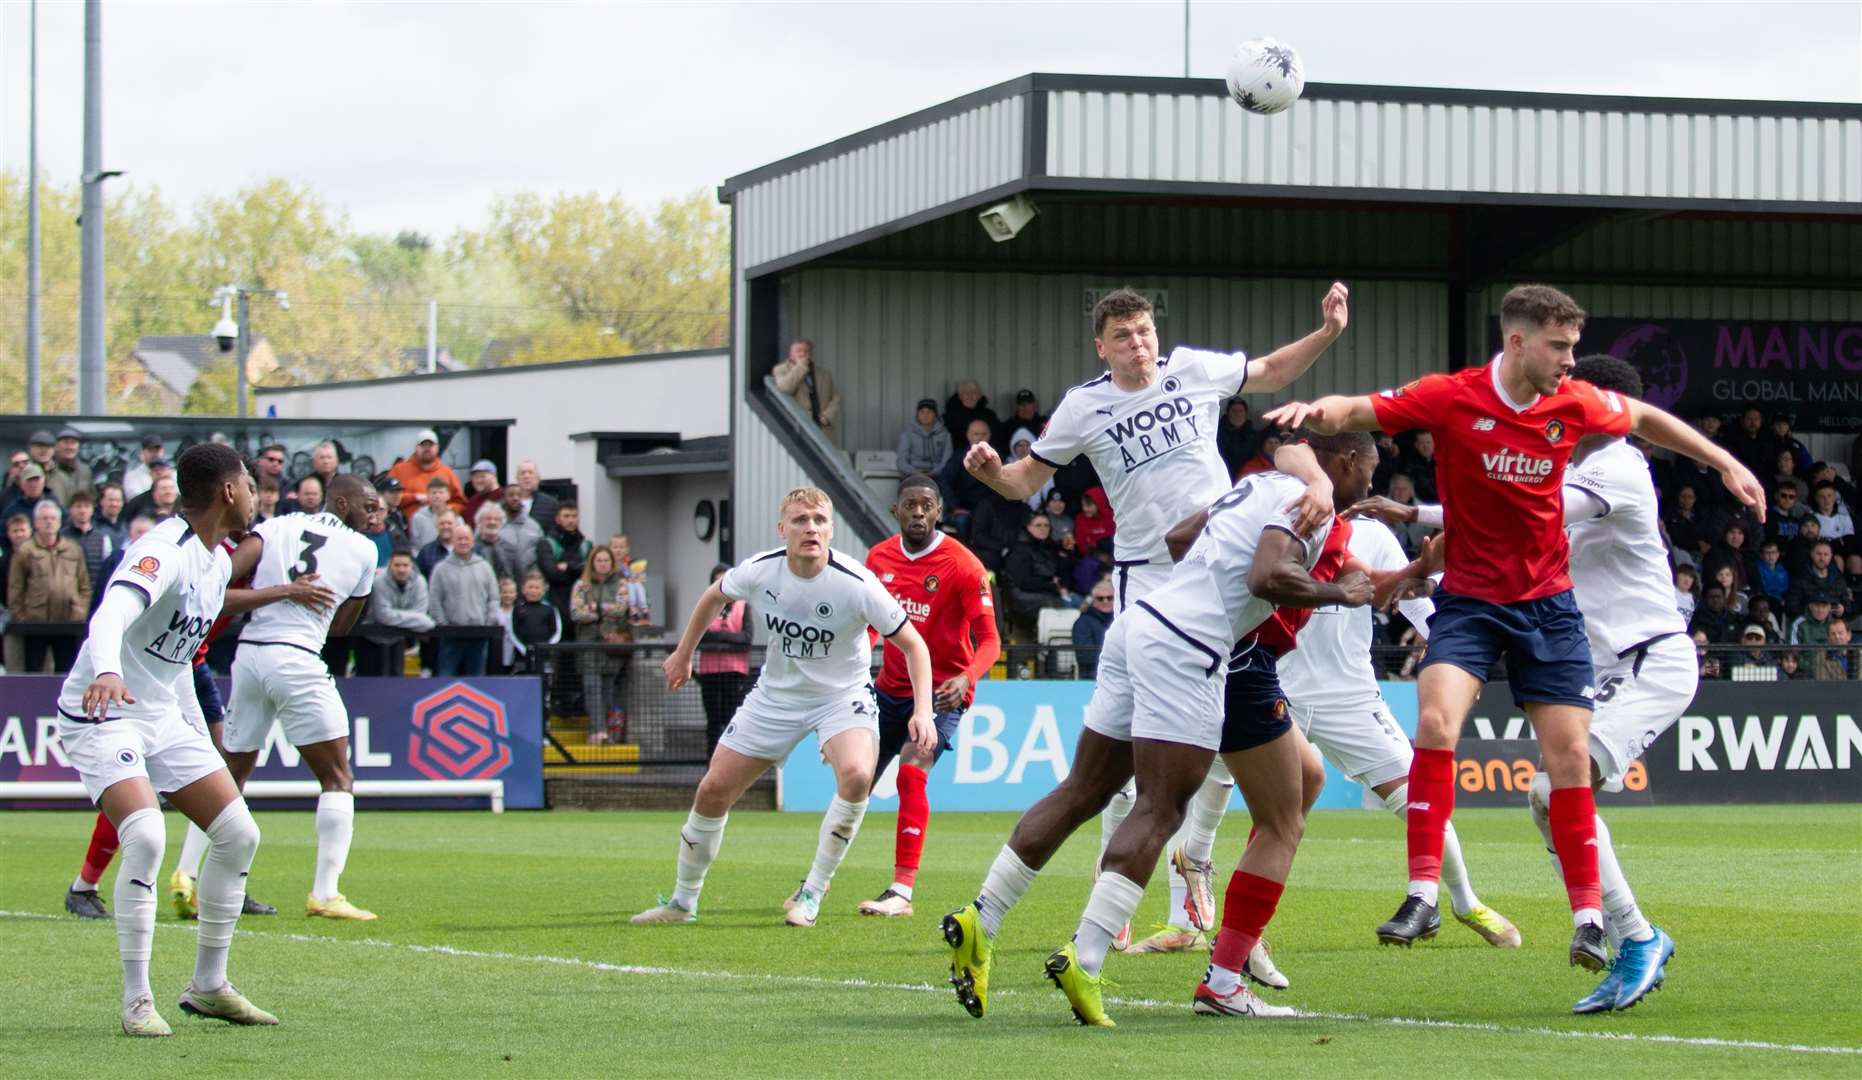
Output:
[{"xmin": 779, "ymin": 487, "xmax": 833, "ymax": 515}]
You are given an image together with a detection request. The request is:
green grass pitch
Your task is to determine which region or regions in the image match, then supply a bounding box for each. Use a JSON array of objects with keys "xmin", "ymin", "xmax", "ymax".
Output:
[{"xmin": 2, "ymin": 804, "xmax": 1858, "ymax": 1077}]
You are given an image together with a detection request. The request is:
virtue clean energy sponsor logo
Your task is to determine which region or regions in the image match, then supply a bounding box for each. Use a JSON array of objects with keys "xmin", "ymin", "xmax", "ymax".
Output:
[{"xmin": 1480, "ymin": 448, "xmax": 1556, "ymax": 484}]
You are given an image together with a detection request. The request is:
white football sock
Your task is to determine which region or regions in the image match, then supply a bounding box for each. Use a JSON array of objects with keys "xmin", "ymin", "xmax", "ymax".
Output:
[
  {"xmin": 70, "ymin": 873, "xmax": 95, "ymax": 894},
  {"xmin": 113, "ymin": 808, "xmax": 164, "ymax": 1007},
  {"xmin": 976, "ymin": 844, "xmax": 1038, "ymax": 938},
  {"xmin": 803, "ymin": 796, "xmax": 868, "ymax": 896},
  {"xmin": 194, "ymin": 801, "xmax": 261, "ymax": 992},
  {"xmin": 1183, "ymin": 772, "xmax": 1232, "ymax": 864},
  {"xmin": 312, "ymin": 791, "xmax": 355, "ymax": 901},
  {"xmin": 1075, "ymin": 871, "xmax": 1145, "ymax": 977},
  {"xmin": 1164, "ymin": 818, "xmax": 1195, "ymax": 930},
  {"xmin": 1406, "ymin": 880, "xmax": 1440, "ymax": 907},
  {"xmin": 888, "ymin": 881, "xmax": 914, "ymax": 900},
  {"xmin": 1594, "ymin": 814, "xmax": 1653, "ymax": 944},
  {"xmin": 671, "ymin": 810, "xmax": 727, "ymax": 912},
  {"xmin": 1204, "ymin": 960, "xmax": 1242, "ymax": 995},
  {"xmin": 1386, "ymin": 785, "xmax": 1480, "ymax": 915},
  {"xmin": 1098, "ymin": 780, "xmax": 1135, "ymax": 859},
  {"xmin": 177, "ymin": 821, "xmax": 210, "ymax": 879}
]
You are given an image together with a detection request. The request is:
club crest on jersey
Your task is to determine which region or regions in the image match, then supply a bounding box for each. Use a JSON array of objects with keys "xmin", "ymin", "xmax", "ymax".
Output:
[
  {"xmin": 1544, "ymin": 419, "xmax": 1566, "ymax": 444},
  {"xmin": 129, "ymin": 555, "xmax": 161, "ymax": 582},
  {"xmin": 1161, "ymin": 376, "xmax": 1181, "ymax": 393},
  {"xmin": 814, "ymin": 601, "xmax": 834, "ymax": 619},
  {"xmin": 881, "ymin": 572, "xmax": 895, "ymax": 582},
  {"xmin": 924, "ymin": 574, "xmax": 939, "ymax": 592},
  {"xmin": 116, "ymin": 748, "xmax": 139, "ymax": 767}
]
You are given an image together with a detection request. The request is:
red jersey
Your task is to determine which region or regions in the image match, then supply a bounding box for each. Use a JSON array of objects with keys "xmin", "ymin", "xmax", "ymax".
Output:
[
  {"xmin": 866, "ymin": 532, "xmax": 1000, "ymax": 707},
  {"xmin": 1371, "ymin": 357, "xmax": 1631, "ymax": 604},
  {"xmin": 193, "ymin": 538, "xmax": 246, "ymax": 669},
  {"xmin": 1246, "ymin": 516, "xmax": 1352, "ymax": 655}
]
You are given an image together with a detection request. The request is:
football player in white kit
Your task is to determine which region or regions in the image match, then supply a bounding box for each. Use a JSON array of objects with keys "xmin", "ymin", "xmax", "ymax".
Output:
[
  {"xmin": 632, "ymin": 487, "xmax": 938, "ymax": 929},
  {"xmin": 945, "ymin": 434, "xmax": 1437, "ymax": 1025},
  {"xmin": 217, "ymin": 473, "xmax": 383, "ymax": 920},
  {"xmin": 56, "ymin": 444, "xmax": 278, "ymax": 1036},
  {"xmin": 1353, "ymin": 354, "xmax": 1685, "ymax": 1014},
  {"xmin": 962, "ymin": 283, "xmax": 1350, "ymax": 954},
  {"xmin": 1275, "ymin": 514, "xmax": 1521, "ymax": 960}
]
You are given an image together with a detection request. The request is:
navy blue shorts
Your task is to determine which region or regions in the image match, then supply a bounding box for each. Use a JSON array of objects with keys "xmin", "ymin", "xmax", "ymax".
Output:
[
  {"xmin": 191, "ymin": 663, "xmax": 225, "ymax": 727},
  {"xmin": 1221, "ymin": 642, "xmax": 1292, "ymax": 753},
  {"xmin": 875, "ymin": 688, "xmax": 965, "ymax": 774},
  {"xmin": 1422, "ymin": 589, "xmax": 1596, "ymax": 710}
]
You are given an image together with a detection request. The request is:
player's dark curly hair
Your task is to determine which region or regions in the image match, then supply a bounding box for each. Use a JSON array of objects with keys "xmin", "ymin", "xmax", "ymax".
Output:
[
  {"xmin": 1297, "ymin": 428, "xmax": 1376, "ymax": 461},
  {"xmin": 1092, "ymin": 287, "xmax": 1154, "ymax": 337},
  {"xmin": 1572, "ymin": 353, "xmax": 1644, "ymax": 401},
  {"xmin": 177, "ymin": 443, "xmax": 250, "ymax": 511},
  {"xmin": 896, "ymin": 472, "xmax": 941, "ymax": 500}
]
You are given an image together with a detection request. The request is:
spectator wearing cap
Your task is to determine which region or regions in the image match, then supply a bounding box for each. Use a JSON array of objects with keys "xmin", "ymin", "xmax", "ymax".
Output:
[
  {"xmin": 120, "ymin": 458, "xmax": 174, "ymax": 523},
  {"xmin": 897, "ymin": 398, "xmax": 953, "ymax": 476},
  {"xmin": 512, "ymin": 460, "xmax": 559, "ymax": 528},
  {"xmin": 9, "ymin": 499, "xmax": 90, "ymax": 672},
  {"xmin": 24, "ymin": 429, "xmax": 56, "ymax": 474},
  {"xmin": 387, "ymin": 428, "xmax": 465, "ymax": 518},
  {"xmin": 771, "ymin": 339, "xmax": 842, "ymax": 446},
  {"xmin": 120, "ymin": 434, "xmax": 164, "ymax": 501},
  {"xmin": 461, "ymin": 460, "xmax": 502, "ymax": 527},
  {"xmin": 406, "ymin": 477, "xmax": 454, "ymax": 551},
  {"xmin": 61, "ymin": 490, "xmax": 115, "ymax": 587},
  {"xmin": 1728, "ymin": 625, "xmax": 1775, "ymax": 677},
  {"xmin": 1, "ymin": 462, "xmax": 60, "ymax": 526},
  {"xmin": 943, "ymin": 379, "xmax": 1002, "ymax": 451},
  {"xmin": 252, "ymin": 443, "xmax": 289, "ymax": 491},
  {"xmin": 994, "ymin": 389, "xmax": 1048, "ymax": 456},
  {"xmin": 46, "ymin": 427, "xmax": 92, "ymax": 507}
]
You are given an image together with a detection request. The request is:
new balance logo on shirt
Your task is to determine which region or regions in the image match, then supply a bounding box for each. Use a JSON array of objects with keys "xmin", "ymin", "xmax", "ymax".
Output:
[
  {"xmin": 1473, "ymin": 417, "xmax": 1497, "ymax": 431},
  {"xmin": 1480, "ymin": 449, "xmax": 1555, "ymax": 482}
]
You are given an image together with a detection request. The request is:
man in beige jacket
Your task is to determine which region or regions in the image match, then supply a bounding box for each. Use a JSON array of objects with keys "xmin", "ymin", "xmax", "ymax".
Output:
[
  {"xmin": 9, "ymin": 500, "xmax": 92, "ymax": 671},
  {"xmin": 772, "ymin": 339, "xmax": 843, "ymax": 446}
]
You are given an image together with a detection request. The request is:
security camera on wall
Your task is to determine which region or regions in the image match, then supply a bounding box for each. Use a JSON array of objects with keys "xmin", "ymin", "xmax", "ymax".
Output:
[{"xmin": 978, "ymin": 194, "xmax": 1038, "ymax": 242}]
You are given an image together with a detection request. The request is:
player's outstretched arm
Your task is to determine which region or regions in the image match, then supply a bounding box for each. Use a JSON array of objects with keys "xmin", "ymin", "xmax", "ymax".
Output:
[
  {"xmin": 662, "ymin": 581, "xmax": 731, "ymax": 691},
  {"xmin": 1247, "ymin": 528, "xmax": 1374, "ymax": 610},
  {"xmin": 1270, "ymin": 442, "xmax": 1335, "ymax": 535},
  {"xmin": 887, "ymin": 620, "xmax": 939, "ymax": 756},
  {"xmin": 963, "ymin": 440, "xmax": 1056, "ymax": 501},
  {"xmin": 1263, "ymin": 394, "xmax": 1381, "ymax": 436},
  {"xmin": 1627, "ymin": 399, "xmax": 1767, "ymax": 522},
  {"xmin": 1243, "ymin": 281, "xmax": 1350, "ymax": 394},
  {"xmin": 1165, "ymin": 508, "xmax": 1210, "ymax": 563}
]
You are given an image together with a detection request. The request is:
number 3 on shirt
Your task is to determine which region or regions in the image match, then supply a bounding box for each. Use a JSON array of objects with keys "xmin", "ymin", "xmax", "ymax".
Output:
[{"xmin": 290, "ymin": 531, "xmax": 328, "ymax": 581}]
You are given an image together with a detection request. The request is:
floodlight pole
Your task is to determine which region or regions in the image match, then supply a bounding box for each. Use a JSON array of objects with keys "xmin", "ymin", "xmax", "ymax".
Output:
[
  {"xmin": 1182, "ymin": 0, "xmax": 1190, "ymax": 77},
  {"xmin": 78, "ymin": 0, "xmax": 112, "ymax": 415},
  {"xmin": 26, "ymin": 0, "xmax": 42, "ymax": 413}
]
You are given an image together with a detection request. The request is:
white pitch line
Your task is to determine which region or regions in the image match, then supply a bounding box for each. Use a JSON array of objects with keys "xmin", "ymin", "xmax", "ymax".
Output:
[{"xmin": 6, "ymin": 909, "xmax": 1858, "ymax": 1058}]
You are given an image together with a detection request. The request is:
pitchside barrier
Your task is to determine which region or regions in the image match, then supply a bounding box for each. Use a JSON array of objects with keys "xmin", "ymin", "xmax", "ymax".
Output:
[
  {"xmin": 0, "ymin": 675, "xmax": 545, "ymax": 809},
  {"xmin": 779, "ymin": 650, "xmax": 1861, "ymax": 812}
]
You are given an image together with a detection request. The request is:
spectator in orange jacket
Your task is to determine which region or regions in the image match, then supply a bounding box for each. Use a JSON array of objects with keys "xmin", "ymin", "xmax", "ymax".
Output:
[{"xmin": 386, "ymin": 428, "xmax": 465, "ymax": 518}]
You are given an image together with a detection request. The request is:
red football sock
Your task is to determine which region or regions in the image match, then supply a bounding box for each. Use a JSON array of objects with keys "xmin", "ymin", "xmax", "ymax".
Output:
[
  {"xmin": 80, "ymin": 811, "xmax": 119, "ymax": 886},
  {"xmin": 1549, "ymin": 786, "xmax": 1603, "ymax": 912},
  {"xmin": 1210, "ymin": 871, "xmax": 1285, "ymax": 972},
  {"xmin": 1405, "ymin": 748, "xmax": 1456, "ymax": 883},
  {"xmin": 892, "ymin": 764, "xmax": 929, "ymax": 888}
]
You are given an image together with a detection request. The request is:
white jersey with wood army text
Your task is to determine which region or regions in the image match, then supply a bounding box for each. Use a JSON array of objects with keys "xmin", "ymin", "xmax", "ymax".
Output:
[
  {"xmin": 57, "ymin": 517, "xmax": 232, "ymax": 722},
  {"xmin": 1564, "ymin": 440, "xmax": 1686, "ymax": 662},
  {"xmin": 1278, "ymin": 517, "xmax": 1434, "ymax": 711},
  {"xmin": 240, "ymin": 512, "xmax": 377, "ymax": 652},
  {"xmin": 1030, "ymin": 345, "xmax": 1248, "ymax": 565},
  {"xmin": 1138, "ymin": 471, "xmax": 1330, "ymax": 661},
  {"xmin": 720, "ymin": 547, "xmax": 908, "ymax": 708}
]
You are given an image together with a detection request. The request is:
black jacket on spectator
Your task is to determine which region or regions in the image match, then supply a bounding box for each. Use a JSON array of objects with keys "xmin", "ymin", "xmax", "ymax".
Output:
[
  {"xmin": 416, "ymin": 538, "xmax": 453, "ymax": 579},
  {"xmin": 510, "ymin": 598, "xmax": 562, "ymax": 648},
  {"xmin": 1071, "ymin": 604, "xmax": 1113, "ymax": 679},
  {"xmin": 537, "ymin": 527, "xmax": 591, "ymax": 613},
  {"xmin": 1218, "ymin": 418, "xmax": 1261, "ymax": 480},
  {"xmin": 969, "ymin": 495, "xmax": 1028, "ymax": 572},
  {"xmin": 943, "ymin": 393, "xmax": 1002, "ymax": 449},
  {"xmin": 1690, "ymin": 603, "xmax": 1738, "ymax": 644},
  {"xmin": 993, "ymin": 410, "xmax": 1050, "ymax": 456},
  {"xmin": 1399, "ymin": 448, "xmax": 1439, "ymax": 503},
  {"xmin": 1662, "ymin": 505, "xmax": 1707, "ymax": 558},
  {"xmin": 1003, "ymin": 532, "xmax": 1064, "ymax": 599},
  {"xmin": 1786, "ymin": 565, "xmax": 1852, "ymax": 617},
  {"xmin": 63, "ymin": 522, "xmax": 116, "ymax": 590},
  {"xmin": 527, "ymin": 491, "xmax": 561, "ymax": 530},
  {"xmin": 1721, "ymin": 426, "xmax": 1770, "ymax": 477},
  {"xmin": 939, "ymin": 452, "xmax": 993, "ymax": 515}
]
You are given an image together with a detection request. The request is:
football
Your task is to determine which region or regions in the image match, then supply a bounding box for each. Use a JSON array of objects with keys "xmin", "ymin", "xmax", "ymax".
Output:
[{"xmin": 1225, "ymin": 37, "xmax": 1304, "ymax": 115}]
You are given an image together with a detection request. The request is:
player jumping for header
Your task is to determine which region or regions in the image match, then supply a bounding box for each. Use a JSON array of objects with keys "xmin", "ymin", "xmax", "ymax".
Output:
[{"xmin": 1264, "ymin": 285, "xmax": 1762, "ymax": 999}]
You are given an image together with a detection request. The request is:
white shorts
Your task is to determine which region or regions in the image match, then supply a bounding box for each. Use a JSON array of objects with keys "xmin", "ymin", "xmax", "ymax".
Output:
[
  {"xmin": 57, "ymin": 709, "xmax": 223, "ymax": 804},
  {"xmin": 222, "ymin": 643, "xmax": 350, "ymax": 754},
  {"xmin": 1113, "ymin": 562, "xmax": 1172, "ymax": 613},
  {"xmin": 1083, "ymin": 615, "xmax": 1226, "ymax": 752},
  {"xmin": 719, "ymin": 686, "xmax": 879, "ymax": 764},
  {"xmin": 1589, "ymin": 633, "xmax": 1698, "ymax": 792},
  {"xmin": 1290, "ymin": 696, "xmax": 1413, "ymax": 791}
]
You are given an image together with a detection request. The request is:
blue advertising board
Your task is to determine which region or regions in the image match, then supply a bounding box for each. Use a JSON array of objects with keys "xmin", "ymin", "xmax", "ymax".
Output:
[
  {"xmin": 0, "ymin": 676, "xmax": 545, "ymax": 809},
  {"xmin": 782, "ymin": 680, "xmax": 1421, "ymax": 813}
]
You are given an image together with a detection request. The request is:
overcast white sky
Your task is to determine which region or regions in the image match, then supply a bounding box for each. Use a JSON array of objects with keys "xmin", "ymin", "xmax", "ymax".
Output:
[{"xmin": 3, "ymin": 1, "xmax": 1858, "ymax": 238}]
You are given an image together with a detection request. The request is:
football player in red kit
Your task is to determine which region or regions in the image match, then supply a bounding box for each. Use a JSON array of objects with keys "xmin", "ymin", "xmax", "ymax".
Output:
[{"xmin": 854, "ymin": 473, "xmax": 1000, "ymax": 917}]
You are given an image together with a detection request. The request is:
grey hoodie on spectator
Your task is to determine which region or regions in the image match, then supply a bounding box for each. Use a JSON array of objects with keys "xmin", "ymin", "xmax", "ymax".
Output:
[
  {"xmin": 364, "ymin": 565, "xmax": 437, "ymax": 643},
  {"xmin": 896, "ymin": 422, "xmax": 953, "ymax": 476},
  {"xmin": 496, "ymin": 514, "xmax": 543, "ymax": 577},
  {"xmin": 427, "ymin": 550, "xmax": 500, "ymax": 627}
]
